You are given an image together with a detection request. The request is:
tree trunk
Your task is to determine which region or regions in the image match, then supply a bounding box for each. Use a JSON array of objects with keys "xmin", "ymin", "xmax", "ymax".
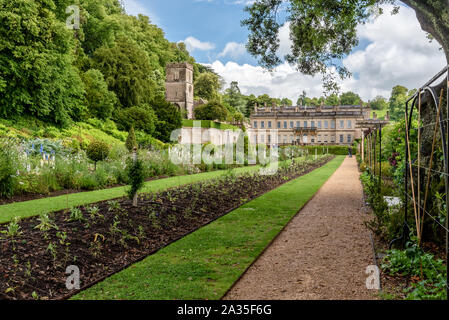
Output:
[{"xmin": 400, "ymin": 0, "xmax": 449, "ymax": 63}]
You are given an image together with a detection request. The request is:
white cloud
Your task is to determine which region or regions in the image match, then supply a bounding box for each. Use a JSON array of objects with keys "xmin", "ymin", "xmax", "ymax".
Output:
[
  {"xmin": 181, "ymin": 37, "xmax": 216, "ymax": 52},
  {"xmin": 209, "ymin": 4, "xmax": 446, "ymax": 104},
  {"xmin": 218, "ymin": 42, "xmax": 247, "ymax": 59},
  {"xmin": 340, "ymin": 4, "xmax": 447, "ymax": 100},
  {"xmin": 207, "ymin": 61, "xmax": 324, "ymax": 103}
]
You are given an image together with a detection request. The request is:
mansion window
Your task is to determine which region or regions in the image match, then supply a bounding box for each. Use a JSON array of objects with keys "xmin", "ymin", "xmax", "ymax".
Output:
[
  {"xmin": 324, "ymin": 135, "xmax": 328, "ymax": 143},
  {"xmin": 261, "ymin": 121, "xmax": 265, "ymax": 128},
  {"xmin": 311, "ymin": 121, "xmax": 315, "ymax": 128},
  {"xmin": 318, "ymin": 121, "xmax": 322, "ymax": 129},
  {"xmin": 254, "ymin": 121, "xmax": 257, "ymax": 128},
  {"xmin": 268, "ymin": 121, "xmax": 272, "ymax": 128},
  {"xmin": 347, "ymin": 134, "xmax": 352, "ymax": 143},
  {"xmin": 261, "ymin": 135, "xmax": 265, "ymax": 143},
  {"xmin": 290, "ymin": 121, "xmax": 294, "ymax": 128},
  {"xmin": 340, "ymin": 135, "xmax": 344, "ymax": 143},
  {"xmin": 347, "ymin": 120, "xmax": 352, "ymax": 129},
  {"xmin": 304, "ymin": 121, "xmax": 308, "ymax": 128},
  {"xmin": 324, "ymin": 121, "xmax": 329, "ymax": 129},
  {"xmin": 331, "ymin": 121, "xmax": 336, "ymax": 129},
  {"xmin": 318, "ymin": 135, "xmax": 322, "ymax": 142},
  {"xmin": 296, "ymin": 121, "xmax": 300, "ymax": 128},
  {"xmin": 340, "ymin": 120, "xmax": 344, "ymax": 128},
  {"xmin": 284, "ymin": 121, "xmax": 287, "ymax": 129},
  {"xmin": 277, "ymin": 121, "xmax": 281, "ymax": 129},
  {"xmin": 331, "ymin": 135, "xmax": 336, "ymax": 143}
]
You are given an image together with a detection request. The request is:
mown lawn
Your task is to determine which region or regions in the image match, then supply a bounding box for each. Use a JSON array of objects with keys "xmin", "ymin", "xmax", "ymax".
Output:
[
  {"xmin": 73, "ymin": 156, "xmax": 345, "ymax": 300},
  {"xmin": 0, "ymin": 158, "xmax": 302, "ymax": 224}
]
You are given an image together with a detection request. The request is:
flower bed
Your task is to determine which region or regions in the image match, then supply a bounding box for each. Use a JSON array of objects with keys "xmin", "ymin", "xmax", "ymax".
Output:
[{"xmin": 0, "ymin": 155, "xmax": 333, "ymax": 300}]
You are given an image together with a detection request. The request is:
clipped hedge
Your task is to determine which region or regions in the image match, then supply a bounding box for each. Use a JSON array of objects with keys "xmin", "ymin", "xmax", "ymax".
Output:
[
  {"xmin": 302, "ymin": 145, "xmax": 357, "ymax": 156},
  {"xmin": 182, "ymin": 119, "xmax": 240, "ymax": 131}
]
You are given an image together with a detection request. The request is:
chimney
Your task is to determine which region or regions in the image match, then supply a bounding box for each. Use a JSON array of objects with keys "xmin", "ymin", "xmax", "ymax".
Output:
[{"xmin": 254, "ymin": 103, "xmax": 258, "ymax": 113}]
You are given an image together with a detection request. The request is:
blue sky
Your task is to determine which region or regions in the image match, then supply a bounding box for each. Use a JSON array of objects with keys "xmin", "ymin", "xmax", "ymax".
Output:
[
  {"xmin": 123, "ymin": 0, "xmax": 447, "ymax": 103},
  {"xmin": 124, "ymin": 0, "xmax": 258, "ymax": 65}
]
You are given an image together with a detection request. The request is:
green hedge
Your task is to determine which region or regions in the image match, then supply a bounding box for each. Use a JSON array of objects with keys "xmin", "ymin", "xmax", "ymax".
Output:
[
  {"xmin": 302, "ymin": 145, "xmax": 357, "ymax": 156},
  {"xmin": 182, "ymin": 119, "xmax": 239, "ymax": 131}
]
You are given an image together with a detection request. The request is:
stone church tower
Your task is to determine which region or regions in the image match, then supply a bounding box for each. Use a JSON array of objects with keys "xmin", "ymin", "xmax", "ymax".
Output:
[{"xmin": 165, "ymin": 62, "xmax": 194, "ymax": 119}]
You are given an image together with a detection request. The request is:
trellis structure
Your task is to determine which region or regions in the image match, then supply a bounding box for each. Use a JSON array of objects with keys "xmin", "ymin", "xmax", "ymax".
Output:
[
  {"xmin": 356, "ymin": 119, "xmax": 389, "ymax": 188},
  {"xmin": 401, "ymin": 65, "xmax": 449, "ymax": 300}
]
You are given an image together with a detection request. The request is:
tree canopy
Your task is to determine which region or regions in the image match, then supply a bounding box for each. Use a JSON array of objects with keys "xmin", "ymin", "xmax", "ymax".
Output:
[
  {"xmin": 242, "ymin": 0, "xmax": 449, "ymax": 93},
  {"xmin": 0, "ymin": 0, "xmax": 196, "ymax": 133}
]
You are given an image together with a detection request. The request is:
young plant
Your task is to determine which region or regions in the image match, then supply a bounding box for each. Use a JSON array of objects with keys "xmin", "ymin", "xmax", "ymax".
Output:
[
  {"xmin": 107, "ymin": 200, "xmax": 121, "ymax": 212},
  {"xmin": 35, "ymin": 213, "xmax": 58, "ymax": 232},
  {"xmin": 86, "ymin": 205, "xmax": 102, "ymax": 220},
  {"xmin": 1, "ymin": 217, "xmax": 22, "ymax": 238},
  {"xmin": 68, "ymin": 207, "xmax": 84, "ymax": 222},
  {"xmin": 46, "ymin": 242, "xmax": 57, "ymax": 261}
]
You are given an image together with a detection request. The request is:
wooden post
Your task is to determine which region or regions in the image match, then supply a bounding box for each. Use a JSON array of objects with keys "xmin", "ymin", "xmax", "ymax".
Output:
[
  {"xmin": 362, "ymin": 131, "xmax": 365, "ymax": 162},
  {"xmin": 132, "ymin": 146, "xmax": 138, "ymax": 207}
]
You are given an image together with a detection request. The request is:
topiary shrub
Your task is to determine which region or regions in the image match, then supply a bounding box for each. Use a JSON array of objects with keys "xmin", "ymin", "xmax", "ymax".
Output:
[
  {"xmin": 126, "ymin": 127, "xmax": 137, "ymax": 152},
  {"xmin": 126, "ymin": 156, "xmax": 145, "ymax": 206},
  {"xmin": 86, "ymin": 140, "xmax": 110, "ymax": 170}
]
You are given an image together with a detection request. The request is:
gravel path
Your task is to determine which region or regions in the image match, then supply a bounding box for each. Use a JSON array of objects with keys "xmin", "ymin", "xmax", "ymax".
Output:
[{"xmin": 223, "ymin": 156, "xmax": 377, "ymax": 300}]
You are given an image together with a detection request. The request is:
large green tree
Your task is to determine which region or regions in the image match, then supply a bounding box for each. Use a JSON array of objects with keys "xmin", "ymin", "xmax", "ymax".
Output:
[
  {"xmin": 388, "ymin": 85, "xmax": 415, "ymax": 121},
  {"xmin": 194, "ymin": 72, "xmax": 222, "ymax": 101},
  {"xmin": 242, "ymin": 1, "xmax": 449, "ymax": 92},
  {"xmin": 82, "ymin": 69, "xmax": 117, "ymax": 119},
  {"xmin": 340, "ymin": 91, "xmax": 362, "ymax": 105},
  {"xmin": 150, "ymin": 96, "xmax": 182, "ymax": 142},
  {"xmin": 370, "ymin": 95, "xmax": 389, "ymax": 110},
  {"xmin": 194, "ymin": 100, "xmax": 229, "ymax": 121},
  {"xmin": 93, "ymin": 36, "xmax": 157, "ymax": 109},
  {"xmin": 0, "ymin": 0, "xmax": 86, "ymax": 125},
  {"xmin": 223, "ymin": 81, "xmax": 247, "ymax": 114}
]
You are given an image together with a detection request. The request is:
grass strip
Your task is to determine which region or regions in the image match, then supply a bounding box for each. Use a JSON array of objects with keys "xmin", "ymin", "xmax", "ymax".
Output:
[
  {"xmin": 73, "ymin": 156, "xmax": 345, "ymax": 300},
  {"xmin": 0, "ymin": 158, "xmax": 303, "ymax": 224}
]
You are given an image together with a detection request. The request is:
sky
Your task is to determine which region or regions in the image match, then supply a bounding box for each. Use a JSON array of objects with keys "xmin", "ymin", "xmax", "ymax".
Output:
[{"xmin": 122, "ymin": 0, "xmax": 447, "ymax": 104}]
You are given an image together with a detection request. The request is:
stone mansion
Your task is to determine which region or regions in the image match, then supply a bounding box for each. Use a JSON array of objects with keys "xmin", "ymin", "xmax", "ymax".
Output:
[{"xmin": 249, "ymin": 103, "xmax": 381, "ymax": 146}]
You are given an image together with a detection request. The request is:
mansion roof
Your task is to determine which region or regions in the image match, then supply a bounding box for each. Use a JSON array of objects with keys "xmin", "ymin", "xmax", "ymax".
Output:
[{"xmin": 251, "ymin": 105, "xmax": 370, "ymax": 119}]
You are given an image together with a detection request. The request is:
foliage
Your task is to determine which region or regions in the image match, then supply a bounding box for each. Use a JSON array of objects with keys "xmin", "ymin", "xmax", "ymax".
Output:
[
  {"xmin": 340, "ymin": 91, "xmax": 362, "ymax": 105},
  {"xmin": 382, "ymin": 241, "xmax": 447, "ymax": 300},
  {"xmin": 181, "ymin": 120, "xmax": 239, "ymax": 131},
  {"xmin": 194, "ymin": 72, "xmax": 222, "ymax": 101},
  {"xmin": 125, "ymin": 127, "xmax": 137, "ymax": 153},
  {"xmin": 126, "ymin": 157, "xmax": 145, "ymax": 201},
  {"xmin": 116, "ymin": 106, "xmax": 157, "ymax": 134},
  {"xmin": 151, "ymin": 96, "xmax": 182, "ymax": 143},
  {"xmin": 370, "ymin": 95, "xmax": 389, "ymax": 111},
  {"xmin": 82, "ymin": 69, "xmax": 117, "ymax": 120},
  {"xmin": 86, "ymin": 140, "xmax": 110, "ymax": 165},
  {"xmin": 223, "ymin": 81, "xmax": 247, "ymax": 114},
  {"xmin": 241, "ymin": 0, "xmax": 449, "ymax": 93},
  {"xmin": 388, "ymin": 85, "xmax": 416, "ymax": 121},
  {"xmin": 93, "ymin": 36, "xmax": 157, "ymax": 109},
  {"xmin": 194, "ymin": 100, "xmax": 229, "ymax": 121},
  {"xmin": 0, "ymin": 0, "xmax": 86, "ymax": 125},
  {"xmin": 0, "ymin": 145, "xmax": 17, "ymax": 198}
]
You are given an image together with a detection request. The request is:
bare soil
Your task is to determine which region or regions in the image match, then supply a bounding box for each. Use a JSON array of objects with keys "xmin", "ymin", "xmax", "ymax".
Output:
[
  {"xmin": 0, "ymin": 156, "xmax": 332, "ymax": 300},
  {"xmin": 224, "ymin": 156, "xmax": 377, "ymax": 300}
]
